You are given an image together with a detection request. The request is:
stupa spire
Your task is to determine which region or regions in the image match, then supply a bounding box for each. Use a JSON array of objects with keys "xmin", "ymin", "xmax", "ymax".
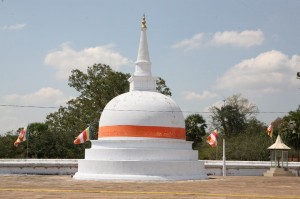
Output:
[
  {"xmin": 134, "ymin": 15, "xmax": 152, "ymax": 76},
  {"xmin": 129, "ymin": 15, "xmax": 157, "ymax": 92}
]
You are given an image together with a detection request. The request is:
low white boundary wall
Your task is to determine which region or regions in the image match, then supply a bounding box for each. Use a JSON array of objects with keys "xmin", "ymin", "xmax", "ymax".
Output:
[
  {"xmin": 0, "ymin": 159, "xmax": 299, "ymax": 176},
  {"xmin": 205, "ymin": 160, "xmax": 300, "ymax": 176},
  {"xmin": 0, "ymin": 159, "xmax": 78, "ymax": 175}
]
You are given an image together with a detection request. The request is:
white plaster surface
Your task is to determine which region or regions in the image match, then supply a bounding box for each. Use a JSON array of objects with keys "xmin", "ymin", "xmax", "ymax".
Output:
[
  {"xmin": 134, "ymin": 27, "xmax": 152, "ymax": 77},
  {"xmin": 205, "ymin": 160, "xmax": 300, "ymax": 176},
  {"xmin": 0, "ymin": 159, "xmax": 77, "ymax": 175},
  {"xmin": 128, "ymin": 75, "xmax": 157, "ymax": 92},
  {"xmin": 0, "ymin": 159, "xmax": 299, "ymax": 177},
  {"xmin": 73, "ymin": 138, "xmax": 208, "ymax": 181},
  {"xmin": 99, "ymin": 91, "xmax": 185, "ymax": 128}
]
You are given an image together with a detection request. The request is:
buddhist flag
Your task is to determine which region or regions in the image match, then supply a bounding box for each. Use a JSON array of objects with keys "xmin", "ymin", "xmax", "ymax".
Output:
[
  {"xmin": 266, "ymin": 124, "xmax": 273, "ymax": 138},
  {"xmin": 14, "ymin": 126, "xmax": 29, "ymax": 147},
  {"xmin": 207, "ymin": 129, "xmax": 218, "ymax": 147},
  {"xmin": 74, "ymin": 126, "xmax": 92, "ymax": 144}
]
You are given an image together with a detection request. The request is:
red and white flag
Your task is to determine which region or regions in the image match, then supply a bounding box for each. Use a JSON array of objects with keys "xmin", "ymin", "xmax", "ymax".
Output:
[
  {"xmin": 14, "ymin": 126, "xmax": 29, "ymax": 147},
  {"xmin": 74, "ymin": 126, "xmax": 92, "ymax": 144},
  {"xmin": 207, "ymin": 129, "xmax": 218, "ymax": 147},
  {"xmin": 266, "ymin": 124, "xmax": 273, "ymax": 138}
]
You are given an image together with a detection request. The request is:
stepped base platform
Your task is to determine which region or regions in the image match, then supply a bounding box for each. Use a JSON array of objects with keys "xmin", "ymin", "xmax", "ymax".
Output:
[
  {"xmin": 73, "ymin": 138, "xmax": 207, "ymax": 181},
  {"xmin": 264, "ymin": 167, "xmax": 295, "ymax": 177}
]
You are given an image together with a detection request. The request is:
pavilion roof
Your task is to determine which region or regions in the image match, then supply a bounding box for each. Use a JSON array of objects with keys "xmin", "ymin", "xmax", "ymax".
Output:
[{"xmin": 268, "ymin": 135, "xmax": 291, "ymax": 150}]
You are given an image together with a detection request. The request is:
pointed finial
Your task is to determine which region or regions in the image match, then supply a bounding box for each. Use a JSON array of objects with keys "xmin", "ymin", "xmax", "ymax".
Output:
[{"xmin": 141, "ymin": 14, "xmax": 147, "ymax": 29}]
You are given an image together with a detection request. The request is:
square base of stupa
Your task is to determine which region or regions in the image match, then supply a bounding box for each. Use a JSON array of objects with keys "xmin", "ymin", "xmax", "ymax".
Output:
[{"xmin": 73, "ymin": 138, "xmax": 207, "ymax": 181}]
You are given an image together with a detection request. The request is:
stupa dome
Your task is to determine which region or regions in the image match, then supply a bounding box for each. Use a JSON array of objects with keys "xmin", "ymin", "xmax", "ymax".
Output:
[{"xmin": 98, "ymin": 91, "xmax": 185, "ymax": 139}]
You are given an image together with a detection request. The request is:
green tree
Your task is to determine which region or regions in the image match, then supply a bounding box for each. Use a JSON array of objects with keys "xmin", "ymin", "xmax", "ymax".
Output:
[
  {"xmin": 226, "ymin": 94, "xmax": 258, "ymax": 117},
  {"xmin": 200, "ymin": 118, "xmax": 271, "ymax": 161},
  {"xmin": 46, "ymin": 64, "xmax": 130, "ymax": 158},
  {"xmin": 280, "ymin": 105, "xmax": 300, "ymax": 160},
  {"xmin": 185, "ymin": 114, "xmax": 207, "ymax": 149},
  {"xmin": 225, "ymin": 118, "xmax": 271, "ymax": 161},
  {"xmin": 209, "ymin": 94, "xmax": 258, "ymax": 137},
  {"xmin": 26, "ymin": 122, "xmax": 63, "ymax": 158},
  {"xmin": 0, "ymin": 123, "xmax": 60, "ymax": 158},
  {"xmin": 0, "ymin": 131, "xmax": 19, "ymax": 158},
  {"xmin": 156, "ymin": 77, "xmax": 172, "ymax": 96}
]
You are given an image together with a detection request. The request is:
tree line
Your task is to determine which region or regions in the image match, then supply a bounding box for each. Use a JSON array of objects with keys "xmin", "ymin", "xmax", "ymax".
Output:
[{"xmin": 1, "ymin": 64, "xmax": 299, "ymax": 161}]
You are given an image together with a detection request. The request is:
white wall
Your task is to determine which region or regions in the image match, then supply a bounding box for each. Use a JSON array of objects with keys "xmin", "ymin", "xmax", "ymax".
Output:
[
  {"xmin": 205, "ymin": 160, "xmax": 300, "ymax": 176},
  {"xmin": 0, "ymin": 159, "xmax": 299, "ymax": 176},
  {"xmin": 0, "ymin": 159, "xmax": 77, "ymax": 175}
]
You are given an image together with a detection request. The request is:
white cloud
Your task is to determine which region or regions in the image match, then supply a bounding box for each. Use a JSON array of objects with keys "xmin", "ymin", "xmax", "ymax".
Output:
[
  {"xmin": 172, "ymin": 29, "xmax": 264, "ymax": 51},
  {"xmin": 3, "ymin": 87, "xmax": 71, "ymax": 106},
  {"xmin": 0, "ymin": 87, "xmax": 73, "ymax": 134},
  {"xmin": 215, "ymin": 50, "xmax": 300, "ymax": 94},
  {"xmin": 44, "ymin": 43, "xmax": 130, "ymax": 79},
  {"xmin": 204, "ymin": 100, "xmax": 225, "ymax": 112},
  {"xmin": 0, "ymin": 23, "xmax": 26, "ymax": 30},
  {"xmin": 212, "ymin": 29, "xmax": 264, "ymax": 47},
  {"xmin": 171, "ymin": 33, "xmax": 204, "ymax": 51},
  {"xmin": 183, "ymin": 90, "xmax": 219, "ymax": 100}
]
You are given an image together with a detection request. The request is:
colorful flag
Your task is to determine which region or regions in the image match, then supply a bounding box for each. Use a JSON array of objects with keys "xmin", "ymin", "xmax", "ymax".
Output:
[
  {"xmin": 266, "ymin": 124, "xmax": 273, "ymax": 138},
  {"xmin": 207, "ymin": 129, "xmax": 218, "ymax": 147},
  {"xmin": 74, "ymin": 126, "xmax": 92, "ymax": 144},
  {"xmin": 14, "ymin": 126, "xmax": 29, "ymax": 147}
]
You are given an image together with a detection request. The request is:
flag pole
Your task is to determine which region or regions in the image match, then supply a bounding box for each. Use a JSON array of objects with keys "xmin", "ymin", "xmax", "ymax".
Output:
[
  {"xmin": 26, "ymin": 139, "xmax": 29, "ymax": 159},
  {"xmin": 27, "ymin": 125, "xmax": 29, "ymax": 159},
  {"xmin": 216, "ymin": 143, "xmax": 218, "ymax": 160},
  {"xmin": 222, "ymin": 138, "xmax": 226, "ymax": 176}
]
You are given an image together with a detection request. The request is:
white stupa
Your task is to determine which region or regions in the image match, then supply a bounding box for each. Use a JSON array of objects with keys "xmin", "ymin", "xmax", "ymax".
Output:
[{"xmin": 73, "ymin": 16, "xmax": 207, "ymax": 181}]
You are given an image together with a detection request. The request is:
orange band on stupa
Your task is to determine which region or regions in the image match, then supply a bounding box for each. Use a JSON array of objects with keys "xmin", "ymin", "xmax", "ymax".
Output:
[{"xmin": 98, "ymin": 125, "xmax": 186, "ymax": 140}]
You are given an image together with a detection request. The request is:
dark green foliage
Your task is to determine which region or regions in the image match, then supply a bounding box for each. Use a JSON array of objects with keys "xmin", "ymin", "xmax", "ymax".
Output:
[
  {"xmin": 211, "ymin": 105, "xmax": 247, "ymax": 137},
  {"xmin": 199, "ymin": 133, "xmax": 223, "ymax": 160},
  {"xmin": 68, "ymin": 64, "xmax": 130, "ymax": 108},
  {"xmin": 209, "ymin": 94, "xmax": 258, "ymax": 137},
  {"xmin": 225, "ymin": 118, "xmax": 272, "ymax": 161},
  {"xmin": 45, "ymin": 64, "xmax": 130, "ymax": 158},
  {"xmin": 185, "ymin": 114, "xmax": 207, "ymax": 149},
  {"xmin": 280, "ymin": 105, "xmax": 300, "ymax": 160},
  {"xmin": 199, "ymin": 118, "xmax": 271, "ymax": 161},
  {"xmin": 156, "ymin": 77, "xmax": 172, "ymax": 96},
  {"xmin": 0, "ymin": 131, "xmax": 20, "ymax": 158},
  {"xmin": 202, "ymin": 95, "xmax": 269, "ymax": 161}
]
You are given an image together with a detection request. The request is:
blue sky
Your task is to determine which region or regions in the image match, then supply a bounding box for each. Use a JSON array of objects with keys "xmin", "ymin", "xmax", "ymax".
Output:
[{"xmin": 1, "ymin": 0, "xmax": 300, "ymax": 134}]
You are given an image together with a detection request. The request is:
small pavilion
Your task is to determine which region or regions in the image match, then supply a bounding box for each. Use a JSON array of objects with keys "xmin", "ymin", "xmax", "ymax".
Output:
[{"xmin": 264, "ymin": 135, "xmax": 295, "ymax": 176}]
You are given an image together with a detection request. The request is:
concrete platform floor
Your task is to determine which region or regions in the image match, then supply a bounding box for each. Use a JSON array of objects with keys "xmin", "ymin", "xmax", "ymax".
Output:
[{"xmin": 0, "ymin": 175, "xmax": 299, "ymax": 199}]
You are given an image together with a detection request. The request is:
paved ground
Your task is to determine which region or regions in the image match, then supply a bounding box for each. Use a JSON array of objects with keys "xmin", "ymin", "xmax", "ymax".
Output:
[{"xmin": 0, "ymin": 175, "xmax": 299, "ymax": 199}]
